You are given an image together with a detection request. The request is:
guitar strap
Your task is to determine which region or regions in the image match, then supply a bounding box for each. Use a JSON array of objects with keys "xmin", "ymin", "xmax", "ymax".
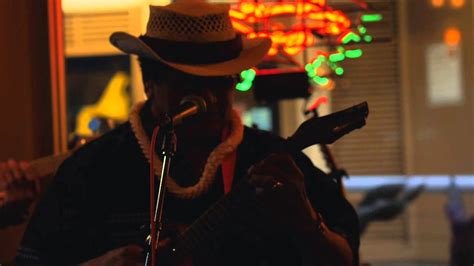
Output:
[{"xmin": 221, "ymin": 125, "xmax": 237, "ymax": 195}]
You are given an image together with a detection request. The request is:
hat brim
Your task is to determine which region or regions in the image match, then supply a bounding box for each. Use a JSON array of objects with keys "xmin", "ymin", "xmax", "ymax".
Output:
[{"xmin": 110, "ymin": 32, "xmax": 272, "ymax": 77}]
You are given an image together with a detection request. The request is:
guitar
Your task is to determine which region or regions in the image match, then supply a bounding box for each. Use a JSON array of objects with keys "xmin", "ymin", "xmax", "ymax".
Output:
[{"xmin": 154, "ymin": 102, "xmax": 369, "ymax": 264}]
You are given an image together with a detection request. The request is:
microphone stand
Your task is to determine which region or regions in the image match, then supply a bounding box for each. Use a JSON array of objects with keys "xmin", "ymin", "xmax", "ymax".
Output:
[{"xmin": 145, "ymin": 114, "xmax": 176, "ymax": 266}]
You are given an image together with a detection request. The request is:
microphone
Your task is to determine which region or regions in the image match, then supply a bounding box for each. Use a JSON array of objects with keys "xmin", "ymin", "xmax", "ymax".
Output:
[{"xmin": 172, "ymin": 95, "xmax": 207, "ymax": 126}]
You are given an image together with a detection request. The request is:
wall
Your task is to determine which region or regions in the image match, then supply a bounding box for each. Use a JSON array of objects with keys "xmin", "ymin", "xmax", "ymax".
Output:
[
  {"xmin": 0, "ymin": 0, "xmax": 52, "ymax": 263},
  {"xmin": 350, "ymin": 0, "xmax": 474, "ymax": 263},
  {"xmin": 402, "ymin": 0, "xmax": 473, "ymax": 174},
  {"xmin": 0, "ymin": 0, "xmax": 52, "ymax": 160},
  {"xmin": 349, "ymin": 191, "xmax": 474, "ymax": 264}
]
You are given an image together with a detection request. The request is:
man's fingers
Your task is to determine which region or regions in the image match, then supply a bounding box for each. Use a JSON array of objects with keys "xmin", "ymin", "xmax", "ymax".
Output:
[
  {"xmin": 1, "ymin": 162, "xmax": 12, "ymax": 184},
  {"xmin": 20, "ymin": 161, "xmax": 40, "ymax": 194},
  {"xmin": 19, "ymin": 161, "xmax": 34, "ymax": 179},
  {"xmin": 121, "ymin": 244, "xmax": 143, "ymax": 256},
  {"xmin": 249, "ymin": 153, "xmax": 303, "ymax": 179},
  {"xmin": 249, "ymin": 174, "xmax": 274, "ymax": 187},
  {"xmin": 268, "ymin": 154, "xmax": 304, "ymax": 177},
  {"xmin": 7, "ymin": 159, "xmax": 22, "ymax": 180},
  {"xmin": 3, "ymin": 170, "xmax": 14, "ymax": 185}
]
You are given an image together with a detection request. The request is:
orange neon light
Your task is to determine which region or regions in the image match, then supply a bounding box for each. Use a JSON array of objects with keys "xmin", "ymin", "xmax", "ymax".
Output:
[
  {"xmin": 431, "ymin": 0, "xmax": 445, "ymax": 7},
  {"xmin": 444, "ymin": 27, "xmax": 461, "ymax": 46},
  {"xmin": 230, "ymin": 0, "xmax": 351, "ymax": 57},
  {"xmin": 231, "ymin": 20, "xmax": 254, "ymax": 34}
]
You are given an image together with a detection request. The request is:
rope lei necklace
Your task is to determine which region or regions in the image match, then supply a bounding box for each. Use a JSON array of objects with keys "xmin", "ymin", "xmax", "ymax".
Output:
[{"xmin": 129, "ymin": 101, "xmax": 244, "ymax": 199}]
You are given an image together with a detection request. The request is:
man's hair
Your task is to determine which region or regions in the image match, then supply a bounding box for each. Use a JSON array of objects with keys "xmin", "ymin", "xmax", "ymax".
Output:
[{"xmin": 138, "ymin": 57, "xmax": 237, "ymax": 94}]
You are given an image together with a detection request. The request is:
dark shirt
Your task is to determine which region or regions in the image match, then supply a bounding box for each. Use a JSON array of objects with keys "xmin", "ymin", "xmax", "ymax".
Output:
[{"xmin": 15, "ymin": 104, "xmax": 359, "ymax": 265}]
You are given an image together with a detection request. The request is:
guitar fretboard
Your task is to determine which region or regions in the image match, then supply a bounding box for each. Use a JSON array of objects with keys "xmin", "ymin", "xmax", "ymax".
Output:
[
  {"xmin": 0, "ymin": 152, "xmax": 70, "ymax": 200},
  {"xmin": 29, "ymin": 152, "xmax": 70, "ymax": 182},
  {"xmin": 170, "ymin": 178, "xmax": 263, "ymax": 262}
]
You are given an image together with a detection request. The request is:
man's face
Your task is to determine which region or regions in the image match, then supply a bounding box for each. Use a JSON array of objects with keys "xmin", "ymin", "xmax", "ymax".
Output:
[{"xmin": 148, "ymin": 71, "xmax": 234, "ymax": 140}]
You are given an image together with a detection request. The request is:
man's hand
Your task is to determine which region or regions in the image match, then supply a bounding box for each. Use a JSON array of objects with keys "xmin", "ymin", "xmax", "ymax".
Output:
[
  {"xmin": 79, "ymin": 239, "xmax": 172, "ymax": 266},
  {"xmin": 0, "ymin": 159, "xmax": 40, "ymax": 227},
  {"xmin": 249, "ymin": 154, "xmax": 354, "ymax": 266},
  {"xmin": 248, "ymin": 153, "xmax": 317, "ymax": 233},
  {"xmin": 0, "ymin": 159, "xmax": 40, "ymax": 203}
]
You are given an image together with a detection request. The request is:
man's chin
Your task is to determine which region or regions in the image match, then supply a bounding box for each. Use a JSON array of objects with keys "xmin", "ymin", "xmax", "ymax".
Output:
[{"xmin": 176, "ymin": 120, "xmax": 226, "ymax": 140}]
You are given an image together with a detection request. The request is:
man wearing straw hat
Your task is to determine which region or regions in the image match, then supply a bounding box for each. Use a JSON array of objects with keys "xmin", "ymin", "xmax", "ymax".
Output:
[{"xmin": 14, "ymin": 1, "xmax": 359, "ymax": 265}]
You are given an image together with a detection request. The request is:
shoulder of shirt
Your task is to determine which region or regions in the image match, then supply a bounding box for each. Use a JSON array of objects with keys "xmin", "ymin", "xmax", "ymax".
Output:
[
  {"xmin": 60, "ymin": 122, "xmax": 139, "ymax": 171},
  {"xmin": 242, "ymin": 126, "xmax": 285, "ymax": 147}
]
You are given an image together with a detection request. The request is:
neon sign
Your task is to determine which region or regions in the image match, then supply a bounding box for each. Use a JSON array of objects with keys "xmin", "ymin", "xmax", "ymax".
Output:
[
  {"xmin": 236, "ymin": 68, "xmax": 257, "ymax": 92},
  {"xmin": 307, "ymin": 96, "xmax": 329, "ymax": 113},
  {"xmin": 230, "ymin": 0, "xmax": 352, "ymax": 57},
  {"xmin": 230, "ymin": 0, "xmax": 383, "ymax": 92}
]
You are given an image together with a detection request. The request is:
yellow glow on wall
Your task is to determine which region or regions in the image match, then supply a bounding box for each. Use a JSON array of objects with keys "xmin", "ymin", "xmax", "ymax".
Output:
[
  {"xmin": 444, "ymin": 27, "xmax": 462, "ymax": 46},
  {"xmin": 76, "ymin": 72, "xmax": 131, "ymax": 136},
  {"xmin": 431, "ymin": 0, "xmax": 445, "ymax": 8},
  {"xmin": 62, "ymin": 0, "xmax": 170, "ymax": 13}
]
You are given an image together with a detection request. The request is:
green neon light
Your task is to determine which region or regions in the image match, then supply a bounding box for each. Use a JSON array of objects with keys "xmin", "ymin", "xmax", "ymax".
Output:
[
  {"xmin": 342, "ymin": 32, "xmax": 361, "ymax": 44},
  {"xmin": 236, "ymin": 80, "xmax": 252, "ymax": 91},
  {"xmin": 329, "ymin": 53, "xmax": 345, "ymax": 62},
  {"xmin": 312, "ymin": 61, "xmax": 322, "ymax": 68},
  {"xmin": 241, "ymin": 69, "xmax": 256, "ymax": 80},
  {"xmin": 335, "ymin": 67, "xmax": 344, "ymax": 75},
  {"xmin": 361, "ymin": 14, "xmax": 383, "ymax": 22},
  {"xmin": 328, "ymin": 61, "xmax": 338, "ymax": 69},
  {"xmin": 305, "ymin": 64, "xmax": 313, "ymax": 73},
  {"xmin": 345, "ymin": 49, "xmax": 363, "ymax": 58},
  {"xmin": 358, "ymin": 25, "xmax": 367, "ymax": 35},
  {"xmin": 364, "ymin": 35, "xmax": 373, "ymax": 43},
  {"xmin": 236, "ymin": 69, "xmax": 256, "ymax": 92},
  {"xmin": 306, "ymin": 64, "xmax": 316, "ymax": 78},
  {"xmin": 314, "ymin": 76, "xmax": 329, "ymax": 86}
]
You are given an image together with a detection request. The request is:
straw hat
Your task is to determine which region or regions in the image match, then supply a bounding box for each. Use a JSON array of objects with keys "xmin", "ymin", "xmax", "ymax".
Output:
[{"xmin": 110, "ymin": 0, "xmax": 272, "ymax": 76}]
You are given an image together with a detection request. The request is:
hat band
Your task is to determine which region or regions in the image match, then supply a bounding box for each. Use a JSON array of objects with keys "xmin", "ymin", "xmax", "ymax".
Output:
[{"xmin": 139, "ymin": 35, "xmax": 243, "ymax": 65}]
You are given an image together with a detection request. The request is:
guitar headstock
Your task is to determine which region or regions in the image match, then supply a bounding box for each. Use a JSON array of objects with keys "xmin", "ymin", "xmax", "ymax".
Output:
[{"xmin": 286, "ymin": 102, "xmax": 369, "ymax": 151}]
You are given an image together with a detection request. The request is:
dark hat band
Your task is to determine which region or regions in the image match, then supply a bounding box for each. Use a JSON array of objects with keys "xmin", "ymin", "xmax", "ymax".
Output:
[{"xmin": 139, "ymin": 35, "xmax": 243, "ymax": 65}]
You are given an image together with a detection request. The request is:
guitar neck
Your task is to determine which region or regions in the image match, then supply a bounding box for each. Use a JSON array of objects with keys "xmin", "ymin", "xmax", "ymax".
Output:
[
  {"xmin": 0, "ymin": 152, "xmax": 70, "ymax": 198},
  {"xmin": 169, "ymin": 179, "xmax": 261, "ymax": 262},
  {"xmin": 28, "ymin": 152, "xmax": 70, "ymax": 182},
  {"xmin": 158, "ymin": 102, "xmax": 369, "ymax": 262}
]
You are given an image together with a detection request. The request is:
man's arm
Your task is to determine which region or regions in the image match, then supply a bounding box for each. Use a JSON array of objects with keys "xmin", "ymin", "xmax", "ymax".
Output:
[
  {"xmin": 299, "ymin": 153, "xmax": 360, "ymax": 266},
  {"xmin": 14, "ymin": 158, "xmax": 89, "ymax": 265},
  {"xmin": 14, "ymin": 157, "xmax": 145, "ymax": 266},
  {"xmin": 248, "ymin": 153, "xmax": 359, "ymax": 266},
  {"xmin": 292, "ymin": 201, "xmax": 354, "ymax": 266}
]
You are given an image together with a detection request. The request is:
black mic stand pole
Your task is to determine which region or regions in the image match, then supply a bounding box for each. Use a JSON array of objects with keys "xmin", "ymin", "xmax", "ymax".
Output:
[
  {"xmin": 310, "ymin": 108, "xmax": 348, "ymax": 195},
  {"xmin": 145, "ymin": 114, "xmax": 177, "ymax": 266}
]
